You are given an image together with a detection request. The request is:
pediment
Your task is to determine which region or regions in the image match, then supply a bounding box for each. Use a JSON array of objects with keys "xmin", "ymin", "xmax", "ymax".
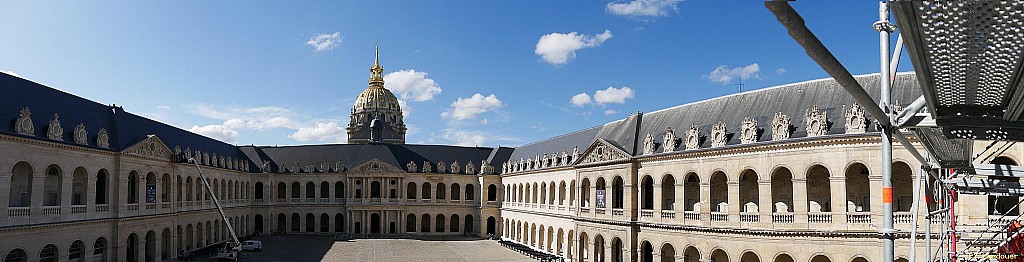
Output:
[
  {"xmin": 351, "ymin": 159, "xmax": 405, "ymax": 173},
  {"xmin": 574, "ymin": 139, "xmax": 631, "ymax": 166},
  {"xmin": 122, "ymin": 135, "xmax": 174, "ymax": 161}
]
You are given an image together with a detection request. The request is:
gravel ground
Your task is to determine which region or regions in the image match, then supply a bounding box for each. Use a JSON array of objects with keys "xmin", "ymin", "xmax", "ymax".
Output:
[{"xmin": 238, "ymin": 235, "xmax": 535, "ymax": 262}]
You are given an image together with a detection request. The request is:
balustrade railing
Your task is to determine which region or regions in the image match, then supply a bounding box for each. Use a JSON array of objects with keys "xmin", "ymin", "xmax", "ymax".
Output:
[
  {"xmin": 661, "ymin": 210, "xmax": 675, "ymax": 219},
  {"xmin": 808, "ymin": 212, "xmax": 832, "ymax": 223},
  {"xmin": 580, "ymin": 207, "xmax": 590, "ymax": 213},
  {"xmin": 558, "ymin": 206, "xmax": 566, "ymax": 212},
  {"xmin": 421, "ymin": 199, "xmax": 432, "ymax": 204},
  {"xmin": 612, "ymin": 209, "xmax": 624, "ymax": 216},
  {"xmin": 640, "ymin": 210, "xmax": 654, "ymax": 218},
  {"xmin": 95, "ymin": 204, "xmax": 109, "ymax": 213},
  {"xmin": 145, "ymin": 203, "xmax": 156, "ymax": 210},
  {"xmin": 772, "ymin": 213, "xmax": 794, "ymax": 223},
  {"xmin": 846, "ymin": 212, "xmax": 871, "ymax": 224},
  {"xmin": 290, "ymin": 199, "xmax": 301, "ymax": 203},
  {"xmin": 71, "ymin": 205, "xmax": 87, "ymax": 214},
  {"xmin": 710, "ymin": 212, "xmax": 728, "ymax": 222},
  {"xmin": 127, "ymin": 204, "xmax": 139, "ymax": 211},
  {"xmin": 42, "ymin": 206, "xmax": 61, "ymax": 215},
  {"xmin": 253, "ymin": 199, "xmax": 265, "ymax": 205},
  {"xmin": 595, "ymin": 208, "xmax": 606, "ymax": 215},
  {"xmin": 161, "ymin": 203, "xmax": 171, "ymax": 209},
  {"xmin": 683, "ymin": 211, "xmax": 700, "ymax": 221},
  {"xmin": 740, "ymin": 212, "xmax": 759, "ymax": 222},
  {"xmin": 894, "ymin": 212, "xmax": 914, "ymax": 224},
  {"xmin": 8, "ymin": 207, "xmax": 30, "ymax": 218}
]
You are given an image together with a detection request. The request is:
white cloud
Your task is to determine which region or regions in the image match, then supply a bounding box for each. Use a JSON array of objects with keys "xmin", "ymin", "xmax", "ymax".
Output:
[
  {"xmin": 776, "ymin": 67, "xmax": 788, "ymax": 75},
  {"xmin": 570, "ymin": 93, "xmax": 593, "ymax": 107},
  {"xmin": 705, "ymin": 63, "xmax": 761, "ymax": 85},
  {"xmin": 384, "ymin": 69, "xmax": 442, "ymax": 101},
  {"xmin": 441, "ymin": 129, "xmax": 488, "ymax": 147},
  {"xmin": 188, "ymin": 125, "xmax": 239, "ymax": 144},
  {"xmin": 157, "ymin": 105, "xmax": 171, "ymax": 110},
  {"xmin": 397, "ymin": 99, "xmax": 410, "ymax": 117},
  {"xmin": 535, "ymin": 30, "xmax": 613, "ymax": 65},
  {"xmin": 306, "ymin": 32, "xmax": 342, "ymax": 53},
  {"xmin": 604, "ymin": 109, "xmax": 618, "ymax": 115},
  {"xmin": 288, "ymin": 122, "xmax": 345, "ymax": 142},
  {"xmin": 593, "ymin": 86, "xmax": 635, "ymax": 105},
  {"xmin": 441, "ymin": 93, "xmax": 504, "ymax": 121},
  {"xmin": 606, "ymin": 0, "xmax": 682, "ymax": 18},
  {"xmin": 191, "ymin": 105, "xmax": 298, "ymax": 130}
]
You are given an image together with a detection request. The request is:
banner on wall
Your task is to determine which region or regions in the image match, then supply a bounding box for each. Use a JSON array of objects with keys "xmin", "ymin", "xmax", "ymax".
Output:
[
  {"xmin": 146, "ymin": 185, "xmax": 157, "ymax": 203},
  {"xmin": 596, "ymin": 190, "xmax": 606, "ymax": 208}
]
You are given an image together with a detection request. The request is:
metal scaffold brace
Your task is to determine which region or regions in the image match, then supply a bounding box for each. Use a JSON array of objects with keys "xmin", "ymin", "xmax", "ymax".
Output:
[{"xmin": 191, "ymin": 157, "xmax": 243, "ymax": 261}]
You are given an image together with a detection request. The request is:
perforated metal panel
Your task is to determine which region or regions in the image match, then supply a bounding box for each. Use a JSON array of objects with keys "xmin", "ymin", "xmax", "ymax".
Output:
[{"xmin": 894, "ymin": 0, "xmax": 1024, "ymax": 141}]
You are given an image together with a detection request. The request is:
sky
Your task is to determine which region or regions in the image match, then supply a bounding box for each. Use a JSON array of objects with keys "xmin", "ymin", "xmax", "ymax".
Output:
[{"xmin": 0, "ymin": 0, "xmax": 911, "ymax": 148}]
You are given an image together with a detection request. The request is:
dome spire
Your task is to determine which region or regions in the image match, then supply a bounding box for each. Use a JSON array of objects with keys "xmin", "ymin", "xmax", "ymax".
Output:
[{"xmin": 369, "ymin": 45, "xmax": 384, "ymax": 87}]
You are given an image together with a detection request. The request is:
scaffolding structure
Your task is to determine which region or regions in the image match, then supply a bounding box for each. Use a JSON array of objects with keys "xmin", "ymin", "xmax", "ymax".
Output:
[{"xmin": 766, "ymin": 1, "xmax": 1024, "ymax": 262}]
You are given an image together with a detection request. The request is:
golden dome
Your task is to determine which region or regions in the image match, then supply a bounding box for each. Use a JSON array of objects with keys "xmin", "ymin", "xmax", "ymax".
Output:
[
  {"xmin": 353, "ymin": 85, "xmax": 402, "ymax": 112},
  {"xmin": 353, "ymin": 47, "xmax": 402, "ymax": 113}
]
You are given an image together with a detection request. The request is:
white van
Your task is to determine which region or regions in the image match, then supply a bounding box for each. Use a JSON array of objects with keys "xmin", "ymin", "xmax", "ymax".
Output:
[{"xmin": 240, "ymin": 240, "xmax": 263, "ymax": 252}]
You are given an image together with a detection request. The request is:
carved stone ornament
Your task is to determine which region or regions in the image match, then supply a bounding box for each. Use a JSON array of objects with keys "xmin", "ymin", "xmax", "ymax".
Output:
[
  {"xmin": 805, "ymin": 105, "xmax": 829, "ymax": 137},
  {"xmin": 15, "ymin": 107, "xmax": 34, "ymax": 136},
  {"xmin": 305, "ymin": 162, "xmax": 314, "ymax": 173},
  {"xmin": 740, "ymin": 117, "xmax": 758, "ymax": 144},
  {"xmin": 335, "ymin": 161, "xmax": 346, "ymax": 172},
  {"xmin": 844, "ymin": 103, "xmax": 867, "ymax": 134},
  {"xmin": 47, "ymin": 113, "xmax": 63, "ymax": 141},
  {"xmin": 561, "ymin": 151, "xmax": 569, "ymax": 166},
  {"xmin": 96, "ymin": 128, "xmax": 110, "ymax": 148},
  {"xmin": 261, "ymin": 161, "xmax": 271, "ymax": 173},
  {"xmin": 74, "ymin": 123, "xmax": 88, "ymax": 145},
  {"xmin": 685, "ymin": 124, "xmax": 700, "ymax": 150},
  {"xmin": 572, "ymin": 146, "xmax": 580, "ymax": 163},
  {"xmin": 642, "ymin": 133, "xmax": 656, "ymax": 155},
  {"xmin": 320, "ymin": 161, "xmax": 329, "ymax": 172},
  {"xmin": 407, "ymin": 161, "xmax": 418, "ymax": 172},
  {"xmin": 419, "ymin": 161, "xmax": 430, "ymax": 173},
  {"xmin": 450, "ymin": 161, "xmax": 461, "ymax": 174},
  {"xmin": 710, "ymin": 121, "xmax": 728, "ymax": 147},
  {"xmin": 481, "ymin": 160, "xmax": 493, "ymax": 174},
  {"xmin": 662, "ymin": 127, "xmax": 679, "ymax": 153},
  {"xmin": 437, "ymin": 161, "xmax": 447, "ymax": 173},
  {"xmin": 579, "ymin": 141, "xmax": 630, "ymax": 165},
  {"xmin": 771, "ymin": 112, "xmax": 791, "ymax": 141},
  {"xmin": 290, "ymin": 162, "xmax": 299, "ymax": 173},
  {"xmin": 465, "ymin": 162, "xmax": 475, "ymax": 174},
  {"xmin": 542, "ymin": 153, "xmax": 550, "ymax": 168}
]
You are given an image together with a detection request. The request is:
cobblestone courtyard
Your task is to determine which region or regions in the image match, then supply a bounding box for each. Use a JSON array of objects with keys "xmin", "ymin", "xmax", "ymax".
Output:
[{"xmin": 241, "ymin": 235, "xmax": 535, "ymax": 262}]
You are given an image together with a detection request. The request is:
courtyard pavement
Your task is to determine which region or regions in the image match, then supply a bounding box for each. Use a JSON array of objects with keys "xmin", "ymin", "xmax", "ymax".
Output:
[{"xmin": 238, "ymin": 235, "xmax": 535, "ymax": 262}]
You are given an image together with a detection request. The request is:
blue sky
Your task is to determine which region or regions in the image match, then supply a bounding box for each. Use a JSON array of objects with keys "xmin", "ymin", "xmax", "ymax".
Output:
[{"xmin": 0, "ymin": 1, "xmax": 909, "ymax": 147}]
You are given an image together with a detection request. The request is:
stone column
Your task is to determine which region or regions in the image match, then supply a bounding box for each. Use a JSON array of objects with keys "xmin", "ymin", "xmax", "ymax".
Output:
[
  {"xmin": 792, "ymin": 178, "xmax": 809, "ymax": 224},
  {"xmin": 830, "ymin": 175, "xmax": 847, "ymax": 217},
  {"xmin": 652, "ymin": 179, "xmax": 663, "ymax": 216},
  {"xmin": 700, "ymin": 182, "xmax": 711, "ymax": 226},
  {"xmin": 0, "ymin": 172, "xmax": 10, "ymax": 223},
  {"xmin": 32, "ymin": 173, "xmax": 44, "ymax": 215},
  {"xmin": 869, "ymin": 175, "xmax": 884, "ymax": 225},
  {"xmin": 758, "ymin": 180, "xmax": 772, "ymax": 224},
  {"xmin": 727, "ymin": 181, "xmax": 740, "ymax": 223}
]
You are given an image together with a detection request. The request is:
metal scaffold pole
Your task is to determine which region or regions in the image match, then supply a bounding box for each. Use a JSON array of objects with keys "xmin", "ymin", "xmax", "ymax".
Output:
[{"xmin": 875, "ymin": 2, "xmax": 896, "ymax": 262}]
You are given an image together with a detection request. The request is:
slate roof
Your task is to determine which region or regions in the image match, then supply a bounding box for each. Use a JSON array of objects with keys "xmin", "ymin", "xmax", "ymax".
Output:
[
  {"xmin": 507, "ymin": 73, "xmax": 921, "ymax": 163},
  {"xmin": 243, "ymin": 143, "xmax": 512, "ymax": 174}
]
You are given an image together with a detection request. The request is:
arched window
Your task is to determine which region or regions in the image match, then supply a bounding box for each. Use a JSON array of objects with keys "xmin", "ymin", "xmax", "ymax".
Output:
[
  {"xmin": 739, "ymin": 170, "xmax": 759, "ymax": 213},
  {"xmin": 451, "ymin": 184, "xmax": 461, "ymax": 200},
  {"xmin": 291, "ymin": 213, "xmax": 301, "ymax": 232},
  {"xmin": 72, "ymin": 167, "xmax": 88, "ymax": 205},
  {"xmin": 4, "ymin": 248, "xmax": 26, "ymax": 262},
  {"xmin": 277, "ymin": 182, "xmax": 286, "ymax": 199},
  {"xmin": 320, "ymin": 182, "xmax": 330, "ymax": 199},
  {"xmin": 421, "ymin": 214, "xmax": 431, "ymax": 232},
  {"xmin": 39, "ymin": 244, "xmax": 58, "ymax": 262},
  {"xmin": 806, "ymin": 165, "xmax": 832, "ymax": 212},
  {"xmin": 436, "ymin": 214, "xmax": 445, "ymax": 232},
  {"xmin": 464, "ymin": 214, "xmax": 474, "ymax": 233},
  {"xmin": 450, "ymin": 214, "xmax": 460, "ymax": 232},
  {"xmin": 320, "ymin": 214, "xmax": 330, "ymax": 232},
  {"xmin": 466, "ymin": 184, "xmax": 475, "ymax": 201},
  {"xmin": 580, "ymin": 179, "xmax": 591, "ymax": 208},
  {"xmin": 96, "ymin": 169, "xmax": 109, "ymax": 205},
  {"xmin": 617, "ymin": 176, "xmax": 629, "ymax": 209},
  {"xmin": 305, "ymin": 182, "xmax": 316, "ymax": 199},
  {"xmin": 335, "ymin": 182, "xmax": 344, "ymax": 198},
  {"xmin": 176, "ymin": 176, "xmax": 183, "ymax": 202},
  {"xmin": 9, "ymin": 162, "xmax": 33, "ymax": 207},
  {"xmin": 406, "ymin": 214, "xmax": 417, "ymax": 232},
  {"xmin": 69, "ymin": 240, "xmax": 85, "ymax": 261},
  {"xmin": 710, "ymin": 172, "xmax": 728, "ymax": 212},
  {"xmin": 291, "ymin": 182, "xmax": 301, "ymax": 198},
  {"xmin": 335, "ymin": 214, "xmax": 344, "ymax": 233},
  {"xmin": 371, "ymin": 181, "xmax": 382, "ymax": 198},
  {"xmin": 407, "ymin": 183, "xmax": 417, "ymax": 199},
  {"xmin": 662, "ymin": 175, "xmax": 676, "ymax": 210},
  {"xmin": 305, "ymin": 214, "xmax": 315, "ymax": 232},
  {"xmin": 161, "ymin": 174, "xmax": 171, "ymax": 202},
  {"xmin": 422, "ymin": 183, "xmax": 432, "ymax": 199},
  {"xmin": 128, "ymin": 171, "xmax": 140, "ymax": 204},
  {"xmin": 638, "ymin": 175, "xmax": 655, "ymax": 209},
  {"xmin": 595, "ymin": 177, "xmax": 606, "ymax": 208},
  {"xmin": 254, "ymin": 182, "xmax": 264, "ymax": 200},
  {"xmin": 145, "ymin": 172, "xmax": 156, "ymax": 204},
  {"xmin": 436, "ymin": 183, "xmax": 446, "ymax": 200},
  {"xmin": 488, "ymin": 184, "xmax": 497, "ymax": 201},
  {"xmin": 44, "ymin": 165, "xmax": 64, "ymax": 206},
  {"xmin": 93, "ymin": 237, "xmax": 107, "ymax": 262},
  {"xmin": 845, "ymin": 163, "xmax": 870, "ymax": 212}
]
